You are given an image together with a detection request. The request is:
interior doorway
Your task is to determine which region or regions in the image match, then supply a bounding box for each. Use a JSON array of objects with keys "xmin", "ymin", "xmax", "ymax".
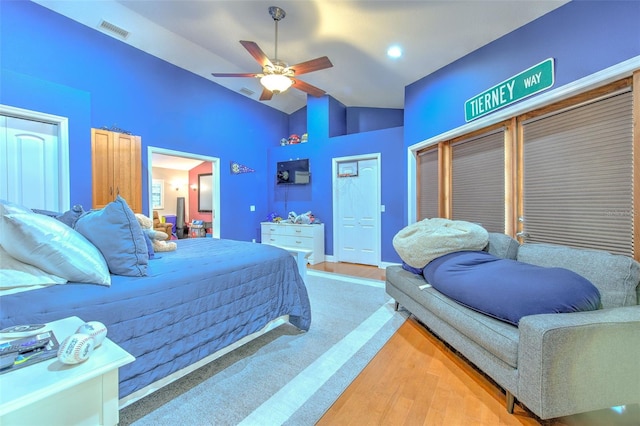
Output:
[
  {"xmin": 147, "ymin": 147, "xmax": 221, "ymax": 239},
  {"xmin": 332, "ymin": 153, "xmax": 381, "ymax": 267}
]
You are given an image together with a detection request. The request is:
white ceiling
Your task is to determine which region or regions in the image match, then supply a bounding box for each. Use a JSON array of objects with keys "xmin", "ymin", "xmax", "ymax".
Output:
[
  {"xmin": 34, "ymin": 0, "xmax": 568, "ymax": 114},
  {"xmin": 152, "ymin": 153, "xmax": 204, "ymax": 170}
]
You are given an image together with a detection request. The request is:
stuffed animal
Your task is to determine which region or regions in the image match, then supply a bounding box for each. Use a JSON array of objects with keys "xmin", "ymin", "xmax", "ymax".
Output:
[
  {"xmin": 135, "ymin": 214, "xmax": 177, "ymax": 252},
  {"xmin": 294, "ymin": 211, "xmax": 315, "ymax": 224}
]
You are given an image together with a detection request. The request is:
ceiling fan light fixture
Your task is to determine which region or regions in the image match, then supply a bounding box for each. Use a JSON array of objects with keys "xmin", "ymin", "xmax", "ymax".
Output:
[{"xmin": 260, "ymin": 73, "xmax": 293, "ymax": 94}]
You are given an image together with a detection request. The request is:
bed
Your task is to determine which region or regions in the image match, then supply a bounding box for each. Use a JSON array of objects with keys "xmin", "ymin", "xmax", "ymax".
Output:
[{"xmin": 0, "ymin": 200, "xmax": 311, "ymax": 407}]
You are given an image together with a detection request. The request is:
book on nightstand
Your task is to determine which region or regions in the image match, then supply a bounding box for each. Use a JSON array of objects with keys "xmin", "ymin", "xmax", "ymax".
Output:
[{"xmin": 0, "ymin": 330, "xmax": 60, "ymax": 374}]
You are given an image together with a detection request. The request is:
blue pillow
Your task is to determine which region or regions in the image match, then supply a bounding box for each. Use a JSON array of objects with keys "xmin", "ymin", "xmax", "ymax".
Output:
[
  {"xmin": 75, "ymin": 195, "xmax": 148, "ymax": 276},
  {"xmin": 402, "ymin": 261, "xmax": 424, "ymax": 275},
  {"xmin": 423, "ymin": 251, "xmax": 601, "ymax": 326}
]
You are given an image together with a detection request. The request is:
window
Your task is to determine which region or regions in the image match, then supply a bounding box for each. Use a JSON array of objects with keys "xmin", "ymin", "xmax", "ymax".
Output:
[
  {"xmin": 414, "ymin": 75, "xmax": 637, "ymax": 259},
  {"xmin": 417, "ymin": 148, "xmax": 439, "ymax": 220},
  {"xmin": 451, "ymin": 130, "xmax": 505, "ymax": 233},
  {"xmin": 151, "ymin": 179, "xmax": 164, "ymax": 209},
  {"xmin": 521, "ymin": 90, "xmax": 633, "ymax": 256}
]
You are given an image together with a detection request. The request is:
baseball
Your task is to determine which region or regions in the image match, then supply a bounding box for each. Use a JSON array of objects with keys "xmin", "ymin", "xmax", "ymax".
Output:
[
  {"xmin": 57, "ymin": 333, "xmax": 95, "ymax": 365},
  {"xmin": 76, "ymin": 321, "xmax": 108, "ymax": 347}
]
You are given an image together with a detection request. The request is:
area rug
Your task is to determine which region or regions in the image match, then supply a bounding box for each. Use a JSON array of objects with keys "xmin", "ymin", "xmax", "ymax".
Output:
[{"xmin": 119, "ymin": 270, "xmax": 407, "ymax": 426}]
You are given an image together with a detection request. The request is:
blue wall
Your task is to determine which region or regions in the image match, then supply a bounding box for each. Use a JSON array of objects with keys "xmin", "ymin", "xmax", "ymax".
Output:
[
  {"xmin": 266, "ymin": 96, "xmax": 404, "ymax": 262},
  {"xmin": 347, "ymin": 107, "xmax": 404, "ymax": 134},
  {"xmin": 1, "ymin": 1, "xmax": 288, "ymax": 242},
  {"xmin": 405, "ymin": 0, "xmax": 640, "ymax": 146}
]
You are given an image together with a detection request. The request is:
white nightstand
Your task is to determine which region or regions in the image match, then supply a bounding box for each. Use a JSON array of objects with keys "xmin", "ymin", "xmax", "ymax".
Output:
[{"xmin": 0, "ymin": 316, "xmax": 134, "ymax": 426}]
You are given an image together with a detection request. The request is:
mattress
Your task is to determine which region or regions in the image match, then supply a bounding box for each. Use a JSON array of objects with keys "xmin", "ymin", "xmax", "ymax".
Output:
[{"xmin": 0, "ymin": 238, "xmax": 311, "ymax": 398}]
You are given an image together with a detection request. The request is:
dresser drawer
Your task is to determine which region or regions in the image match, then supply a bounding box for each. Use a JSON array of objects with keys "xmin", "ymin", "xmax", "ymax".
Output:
[
  {"xmin": 261, "ymin": 223, "xmax": 280, "ymax": 235},
  {"xmin": 285, "ymin": 225, "xmax": 316, "ymax": 238}
]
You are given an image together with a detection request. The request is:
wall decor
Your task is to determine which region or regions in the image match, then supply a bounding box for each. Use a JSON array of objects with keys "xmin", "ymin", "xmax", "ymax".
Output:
[{"xmin": 230, "ymin": 161, "xmax": 255, "ymax": 174}]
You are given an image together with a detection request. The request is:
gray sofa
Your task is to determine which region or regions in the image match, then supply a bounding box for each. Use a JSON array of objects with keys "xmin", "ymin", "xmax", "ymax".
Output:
[{"xmin": 385, "ymin": 232, "xmax": 640, "ymax": 420}]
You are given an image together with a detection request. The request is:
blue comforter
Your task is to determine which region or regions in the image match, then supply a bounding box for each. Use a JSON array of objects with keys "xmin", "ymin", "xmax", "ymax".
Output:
[{"xmin": 0, "ymin": 238, "xmax": 311, "ymax": 398}]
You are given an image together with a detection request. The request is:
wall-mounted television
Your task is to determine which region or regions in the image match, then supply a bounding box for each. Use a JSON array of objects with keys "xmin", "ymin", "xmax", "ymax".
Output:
[{"xmin": 277, "ymin": 159, "xmax": 310, "ymax": 185}]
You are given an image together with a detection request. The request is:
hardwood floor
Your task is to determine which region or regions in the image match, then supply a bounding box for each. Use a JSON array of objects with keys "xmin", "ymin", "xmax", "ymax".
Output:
[
  {"xmin": 310, "ymin": 261, "xmax": 639, "ymax": 426},
  {"xmin": 308, "ymin": 261, "xmax": 386, "ymax": 281}
]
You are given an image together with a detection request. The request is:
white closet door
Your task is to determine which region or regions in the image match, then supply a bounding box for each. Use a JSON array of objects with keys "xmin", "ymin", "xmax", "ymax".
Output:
[{"xmin": 1, "ymin": 116, "xmax": 60, "ymax": 211}]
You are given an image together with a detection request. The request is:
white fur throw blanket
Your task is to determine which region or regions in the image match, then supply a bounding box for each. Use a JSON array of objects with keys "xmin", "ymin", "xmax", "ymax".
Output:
[{"xmin": 393, "ymin": 218, "xmax": 489, "ymax": 268}]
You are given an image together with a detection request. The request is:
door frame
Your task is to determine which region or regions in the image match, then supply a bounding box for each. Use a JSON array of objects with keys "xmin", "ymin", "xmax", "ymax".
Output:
[
  {"xmin": 147, "ymin": 146, "xmax": 221, "ymax": 238},
  {"xmin": 0, "ymin": 104, "xmax": 70, "ymax": 211},
  {"xmin": 331, "ymin": 153, "xmax": 382, "ymax": 267}
]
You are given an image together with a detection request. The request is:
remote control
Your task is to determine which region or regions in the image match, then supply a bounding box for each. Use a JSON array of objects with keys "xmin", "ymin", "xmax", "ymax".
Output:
[
  {"xmin": 0, "ymin": 324, "xmax": 47, "ymax": 338},
  {"xmin": 0, "ymin": 333, "xmax": 52, "ymax": 355}
]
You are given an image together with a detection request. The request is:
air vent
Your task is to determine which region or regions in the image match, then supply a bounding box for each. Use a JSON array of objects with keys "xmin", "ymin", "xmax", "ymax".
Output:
[
  {"xmin": 98, "ymin": 20, "xmax": 130, "ymax": 39},
  {"xmin": 239, "ymin": 87, "xmax": 255, "ymax": 96}
]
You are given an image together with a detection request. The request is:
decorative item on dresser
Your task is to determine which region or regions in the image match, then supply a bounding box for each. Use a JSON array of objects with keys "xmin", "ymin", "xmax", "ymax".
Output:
[{"xmin": 261, "ymin": 222, "xmax": 324, "ymax": 265}]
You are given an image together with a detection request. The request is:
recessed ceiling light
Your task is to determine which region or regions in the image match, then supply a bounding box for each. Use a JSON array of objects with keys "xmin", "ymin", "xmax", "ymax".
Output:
[{"xmin": 387, "ymin": 45, "xmax": 402, "ymax": 59}]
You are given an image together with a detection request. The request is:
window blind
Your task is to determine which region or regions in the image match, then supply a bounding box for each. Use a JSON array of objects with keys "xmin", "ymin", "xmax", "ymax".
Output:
[
  {"xmin": 451, "ymin": 130, "xmax": 505, "ymax": 233},
  {"xmin": 522, "ymin": 90, "xmax": 633, "ymax": 256},
  {"xmin": 417, "ymin": 148, "xmax": 439, "ymax": 220}
]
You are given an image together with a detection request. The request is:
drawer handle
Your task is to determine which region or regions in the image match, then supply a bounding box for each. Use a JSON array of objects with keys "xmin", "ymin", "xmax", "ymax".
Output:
[
  {"xmin": 270, "ymin": 238, "xmax": 276, "ymax": 242},
  {"xmin": 295, "ymin": 229, "xmax": 302, "ymax": 233},
  {"xmin": 295, "ymin": 240, "xmax": 302, "ymax": 244}
]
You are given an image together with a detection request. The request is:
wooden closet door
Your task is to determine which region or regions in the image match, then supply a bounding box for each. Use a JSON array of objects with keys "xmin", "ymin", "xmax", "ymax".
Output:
[
  {"xmin": 112, "ymin": 133, "xmax": 142, "ymax": 213},
  {"xmin": 91, "ymin": 128, "xmax": 142, "ymax": 213},
  {"xmin": 91, "ymin": 128, "xmax": 114, "ymax": 210}
]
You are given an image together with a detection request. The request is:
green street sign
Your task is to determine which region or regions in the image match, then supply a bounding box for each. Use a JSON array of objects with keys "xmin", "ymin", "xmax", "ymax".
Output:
[{"xmin": 464, "ymin": 58, "xmax": 555, "ymax": 122}]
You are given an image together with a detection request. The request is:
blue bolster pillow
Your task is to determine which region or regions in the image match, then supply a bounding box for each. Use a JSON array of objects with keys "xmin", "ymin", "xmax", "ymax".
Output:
[{"xmin": 423, "ymin": 251, "xmax": 601, "ymax": 326}]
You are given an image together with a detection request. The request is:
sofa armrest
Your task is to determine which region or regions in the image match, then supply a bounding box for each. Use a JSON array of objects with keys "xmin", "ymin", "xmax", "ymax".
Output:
[{"xmin": 517, "ymin": 306, "xmax": 640, "ymax": 419}]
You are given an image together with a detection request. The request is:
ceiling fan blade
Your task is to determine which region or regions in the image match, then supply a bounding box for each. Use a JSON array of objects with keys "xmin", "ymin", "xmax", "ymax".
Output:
[
  {"xmin": 211, "ymin": 72, "xmax": 259, "ymax": 78},
  {"xmin": 291, "ymin": 79, "xmax": 326, "ymax": 97},
  {"xmin": 240, "ymin": 40, "xmax": 273, "ymax": 69},
  {"xmin": 289, "ymin": 56, "xmax": 333, "ymax": 76},
  {"xmin": 259, "ymin": 88, "xmax": 274, "ymax": 101}
]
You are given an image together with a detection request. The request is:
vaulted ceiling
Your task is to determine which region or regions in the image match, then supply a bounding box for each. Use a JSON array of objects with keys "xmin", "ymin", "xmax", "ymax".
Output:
[{"xmin": 34, "ymin": 0, "xmax": 568, "ymax": 114}]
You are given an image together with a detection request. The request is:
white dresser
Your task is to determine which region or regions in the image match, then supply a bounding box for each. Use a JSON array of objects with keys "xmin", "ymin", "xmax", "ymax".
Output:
[{"xmin": 260, "ymin": 222, "xmax": 325, "ymax": 265}]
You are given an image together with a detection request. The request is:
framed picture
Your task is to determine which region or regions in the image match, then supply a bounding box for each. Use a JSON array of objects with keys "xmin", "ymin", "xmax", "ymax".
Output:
[
  {"xmin": 198, "ymin": 173, "xmax": 213, "ymax": 212},
  {"xmin": 151, "ymin": 179, "xmax": 164, "ymax": 209}
]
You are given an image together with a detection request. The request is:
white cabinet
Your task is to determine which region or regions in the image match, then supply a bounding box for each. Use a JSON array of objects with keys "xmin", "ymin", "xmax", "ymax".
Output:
[
  {"xmin": 0, "ymin": 316, "xmax": 134, "ymax": 426},
  {"xmin": 261, "ymin": 222, "xmax": 325, "ymax": 265}
]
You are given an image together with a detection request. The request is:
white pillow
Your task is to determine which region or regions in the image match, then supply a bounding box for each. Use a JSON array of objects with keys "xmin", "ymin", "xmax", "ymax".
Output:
[
  {"xmin": 0, "ymin": 245, "xmax": 67, "ymax": 288},
  {"xmin": 1, "ymin": 212, "xmax": 111, "ymax": 286}
]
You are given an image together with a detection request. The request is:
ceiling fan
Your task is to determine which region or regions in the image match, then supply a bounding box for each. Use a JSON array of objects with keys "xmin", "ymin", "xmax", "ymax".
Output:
[{"xmin": 212, "ymin": 6, "xmax": 333, "ymax": 101}]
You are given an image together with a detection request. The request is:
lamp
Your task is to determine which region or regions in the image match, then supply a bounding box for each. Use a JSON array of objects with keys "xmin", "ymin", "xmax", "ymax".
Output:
[{"xmin": 260, "ymin": 74, "xmax": 293, "ymax": 94}]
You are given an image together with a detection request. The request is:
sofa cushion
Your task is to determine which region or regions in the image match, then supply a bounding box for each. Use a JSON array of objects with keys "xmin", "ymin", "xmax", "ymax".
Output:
[
  {"xmin": 484, "ymin": 232, "xmax": 519, "ymax": 259},
  {"xmin": 386, "ymin": 266, "xmax": 520, "ymax": 367},
  {"xmin": 423, "ymin": 251, "xmax": 601, "ymax": 326},
  {"xmin": 517, "ymin": 243, "xmax": 640, "ymax": 308}
]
